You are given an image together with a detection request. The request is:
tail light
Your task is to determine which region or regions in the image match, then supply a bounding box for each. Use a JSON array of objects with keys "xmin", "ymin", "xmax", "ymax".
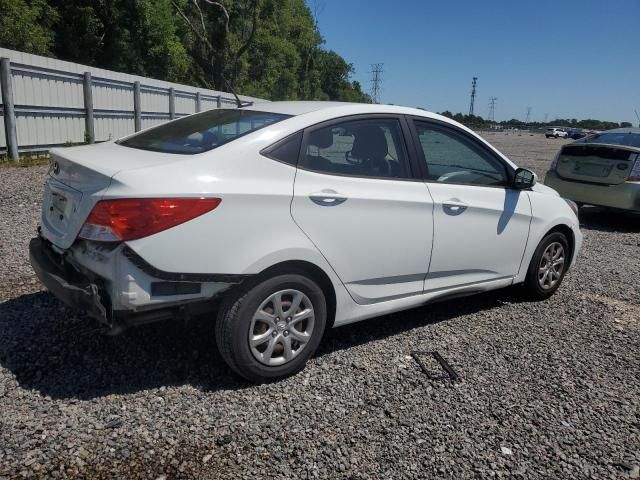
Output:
[
  {"xmin": 79, "ymin": 197, "xmax": 221, "ymax": 242},
  {"xmin": 629, "ymin": 153, "xmax": 640, "ymax": 181}
]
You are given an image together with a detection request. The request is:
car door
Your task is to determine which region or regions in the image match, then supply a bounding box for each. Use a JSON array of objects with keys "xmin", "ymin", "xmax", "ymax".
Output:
[
  {"xmin": 291, "ymin": 115, "xmax": 434, "ymax": 305},
  {"xmin": 409, "ymin": 119, "xmax": 532, "ymax": 292}
]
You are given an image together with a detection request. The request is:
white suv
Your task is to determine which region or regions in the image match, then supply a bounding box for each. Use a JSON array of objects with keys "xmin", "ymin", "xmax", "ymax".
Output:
[
  {"xmin": 30, "ymin": 102, "xmax": 582, "ymax": 382},
  {"xmin": 545, "ymin": 127, "xmax": 568, "ymax": 138}
]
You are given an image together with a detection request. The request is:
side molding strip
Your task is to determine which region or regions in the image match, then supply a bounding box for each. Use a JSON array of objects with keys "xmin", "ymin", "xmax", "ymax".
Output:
[{"xmin": 122, "ymin": 247, "xmax": 250, "ymax": 284}]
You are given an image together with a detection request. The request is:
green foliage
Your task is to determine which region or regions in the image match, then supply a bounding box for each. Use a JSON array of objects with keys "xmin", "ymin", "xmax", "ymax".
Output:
[
  {"xmin": 47, "ymin": 0, "xmax": 191, "ymax": 83},
  {"xmin": 0, "ymin": 0, "xmax": 369, "ymax": 102},
  {"xmin": 0, "ymin": 0, "xmax": 58, "ymax": 55}
]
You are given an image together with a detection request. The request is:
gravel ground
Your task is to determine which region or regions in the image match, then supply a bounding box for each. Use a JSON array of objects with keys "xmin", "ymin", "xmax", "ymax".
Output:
[{"xmin": 0, "ymin": 136, "xmax": 638, "ymax": 479}]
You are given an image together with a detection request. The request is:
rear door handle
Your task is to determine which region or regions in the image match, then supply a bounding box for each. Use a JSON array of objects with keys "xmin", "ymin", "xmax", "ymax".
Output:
[
  {"xmin": 442, "ymin": 199, "xmax": 468, "ymax": 213},
  {"xmin": 309, "ymin": 190, "xmax": 348, "ymax": 207}
]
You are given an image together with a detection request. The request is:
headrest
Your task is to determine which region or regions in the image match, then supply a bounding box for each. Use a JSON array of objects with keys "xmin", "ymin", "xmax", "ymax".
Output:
[
  {"xmin": 351, "ymin": 125, "xmax": 388, "ymax": 161},
  {"xmin": 308, "ymin": 128, "xmax": 334, "ymax": 149}
]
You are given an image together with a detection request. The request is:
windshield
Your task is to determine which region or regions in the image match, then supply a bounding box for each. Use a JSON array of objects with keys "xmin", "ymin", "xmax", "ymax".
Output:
[
  {"xmin": 119, "ymin": 109, "xmax": 290, "ymax": 154},
  {"xmin": 579, "ymin": 131, "xmax": 640, "ymax": 148}
]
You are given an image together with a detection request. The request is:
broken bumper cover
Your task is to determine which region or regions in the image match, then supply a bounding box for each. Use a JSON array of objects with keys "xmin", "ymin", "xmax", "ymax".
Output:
[{"xmin": 29, "ymin": 236, "xmax": 110, "ymax": 323}]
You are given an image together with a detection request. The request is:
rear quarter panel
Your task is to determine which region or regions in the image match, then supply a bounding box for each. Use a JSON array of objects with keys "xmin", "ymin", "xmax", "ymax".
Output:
[{"xmin": 108, "ymin": 141, "xmax": 337, "ymax": 279}]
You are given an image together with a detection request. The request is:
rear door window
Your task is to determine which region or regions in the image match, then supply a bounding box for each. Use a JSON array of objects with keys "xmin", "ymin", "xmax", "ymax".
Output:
[
  {"xmin": 301, "ymin": 118, "xmax": 411, "ymax": 179},
  {"xmin": 119, "ymin": 109, "xmax": 290, "ymax": 154}
]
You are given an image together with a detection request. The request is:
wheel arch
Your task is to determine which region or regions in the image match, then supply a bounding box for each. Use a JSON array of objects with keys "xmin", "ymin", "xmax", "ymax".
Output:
[
  {"xmin": 544, "ymin": 223, "xmax": 575, "ymax": 266},
  {"xmin": 254, "ymin": 260, "xmax": 337, "ymax": 328}
]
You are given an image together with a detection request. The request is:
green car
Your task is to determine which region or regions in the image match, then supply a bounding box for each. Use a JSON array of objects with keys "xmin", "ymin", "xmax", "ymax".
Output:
[{"xmin": 545, "ymin": 128, "xmax": 640, "ymax": 212}]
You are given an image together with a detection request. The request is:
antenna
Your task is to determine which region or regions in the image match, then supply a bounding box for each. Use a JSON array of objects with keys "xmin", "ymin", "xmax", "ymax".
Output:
[
  {"xmin": 469, "ymin": 77, "xmax": 478, "ymax": 115},
  {"xmin": 525, "ymin": 106, "xmax": 532, "ymax": 124},
  {"xmin": 370, "ymin": 63, "xmax": 384, "ymax": 104},
  {"xmin": 222, "ymin": 75, "xmax": 248, "ymax": 108},
  {"xmin": 488, "ymin": 97, "xmax": 497, "ymax": 122}
]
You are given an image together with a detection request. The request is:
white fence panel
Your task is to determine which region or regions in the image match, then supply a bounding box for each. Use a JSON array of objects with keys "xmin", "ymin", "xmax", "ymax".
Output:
[{"xmin": 0, "ymin": 48, "xmax": 265, "ymax": 157}]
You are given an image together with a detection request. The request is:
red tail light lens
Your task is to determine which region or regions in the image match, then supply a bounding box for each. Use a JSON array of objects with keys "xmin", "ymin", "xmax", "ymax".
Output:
[{"xmin": 79, "ymin": 197, "xmax": 221, "ymax": 242}]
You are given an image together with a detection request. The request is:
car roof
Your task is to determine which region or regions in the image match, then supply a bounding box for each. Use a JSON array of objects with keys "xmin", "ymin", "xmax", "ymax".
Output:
[
  {"xmin": 243, "ymin": 100, "xmax": 431, "ymax": 117},
  {"xmin": 603, "ymin": 127, "xmax": 640, "ymax": 134},
  {"xmin": 244, "ymin": 101, "xmax": 357, "ymax": 115}
]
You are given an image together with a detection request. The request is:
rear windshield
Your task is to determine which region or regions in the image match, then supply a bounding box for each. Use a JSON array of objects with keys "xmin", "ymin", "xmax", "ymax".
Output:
[
  {"xmin": 579, "ymin": 132, "xmax": 640, "ymax": 148},
  {"xmin": 119, "ymin": 109, "xmax": 290, "ymax": 154}
]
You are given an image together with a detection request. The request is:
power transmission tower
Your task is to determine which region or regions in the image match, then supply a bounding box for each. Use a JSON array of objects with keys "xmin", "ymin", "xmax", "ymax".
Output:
[
  {"xmin": 488, "ymin": 97, "xmax": 497, "ymax": 122},
  {"xmin": 544, "ymin": 113, "xmax": 548, "ymax": 123},
  {"xmin": 525, "ymin": 106, "xmax": 532, "ymax": 124},
  {"xmin": 370, "ymin": 63, "xmax": 383, "ymax": 104},
  {"xmin": 468, "ymin": 77, "xmax": 478, "ymax": 115}
]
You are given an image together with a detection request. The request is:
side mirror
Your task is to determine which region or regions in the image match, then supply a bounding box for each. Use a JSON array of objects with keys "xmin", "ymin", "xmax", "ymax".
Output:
[{"xmin": 513, "ymin": 168, "xmax": 537, "ymax": 189}]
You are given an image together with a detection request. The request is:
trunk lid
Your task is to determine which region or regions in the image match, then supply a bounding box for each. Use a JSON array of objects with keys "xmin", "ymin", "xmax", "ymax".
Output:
[
  {"xmin": 42, "ymin": 142, "xmax": 184, "ymax": 249},
  {"xmin": 555, "ymin": 143, "xmax": 639, "ymax": 185}
]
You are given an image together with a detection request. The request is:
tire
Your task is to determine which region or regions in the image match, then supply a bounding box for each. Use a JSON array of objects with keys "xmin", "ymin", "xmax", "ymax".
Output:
[
  {"xmin": 555, "ymin": 134, "xmax": 559, "ymax": 138},
  {"xmin": 216, "ymin": 273, "xmax": 327, "ymax": 383},
  {"xmin": 523, "ymin": 232, "xmax": 570, "ymax": 300}
]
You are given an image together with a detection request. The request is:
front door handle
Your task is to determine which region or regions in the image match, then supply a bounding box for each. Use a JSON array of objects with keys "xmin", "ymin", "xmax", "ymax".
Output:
[
  {"xmin": 442, "ymin": 199, "xmax": 468, "ymax": 213},
  {"xmin": 309, "ymin": 190, "xmax": 348, "ymax": 207}
]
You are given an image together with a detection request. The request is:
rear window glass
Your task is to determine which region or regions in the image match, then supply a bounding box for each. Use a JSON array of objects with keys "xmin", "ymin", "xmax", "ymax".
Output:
[
  {"xmin": 580, "ymin": 132, "xmax": 640, "ymax": 148},
  {"xmin": 119, "ymin": 109, "xmax": 290, "ymax": 154}
]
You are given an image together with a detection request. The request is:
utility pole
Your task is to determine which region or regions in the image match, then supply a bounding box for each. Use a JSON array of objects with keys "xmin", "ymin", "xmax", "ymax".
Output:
[
  {"xmin": 525, "ymin": 106, "xmax": 532, "ymax": 124},
  {"xmin": 370, "ymin": 63, "xmax": 383, "ymax": 104},
  {"xmin": 488, "ymin": 97, "xmax": 497, "ymax": 122},
  {"xmin": 468, "ymin": 77, "xmax": 478, "ymax": 116}
]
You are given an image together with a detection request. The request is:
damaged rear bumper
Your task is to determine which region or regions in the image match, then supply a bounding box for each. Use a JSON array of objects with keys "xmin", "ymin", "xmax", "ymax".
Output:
[
  {"xmin": 29, "ymin": 236, "xmax": 110, "ymax": 323},
  {"xmin": 29, "ymin": 236, "xmax": 235, "ymax": 333}
]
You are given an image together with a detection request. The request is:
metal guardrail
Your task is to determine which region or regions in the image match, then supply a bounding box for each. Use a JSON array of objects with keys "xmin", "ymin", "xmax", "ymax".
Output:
[{"xmin": 0, "ymin": 57, "xmax": 253, "ymax": 160}]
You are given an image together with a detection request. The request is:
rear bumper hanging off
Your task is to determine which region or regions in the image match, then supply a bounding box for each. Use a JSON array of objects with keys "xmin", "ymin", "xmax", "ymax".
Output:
[{"xmin": 29, "ymin": 236, "xmax": 110, "ymax": 324}]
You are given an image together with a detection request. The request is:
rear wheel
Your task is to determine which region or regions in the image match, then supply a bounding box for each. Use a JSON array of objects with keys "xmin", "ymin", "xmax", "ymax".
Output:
[
  {"xmin": 523, "ymin": 232, "xmax": 570, "ymax": 300},
  {"xmin": 216, "ymin": 273, "xmax": 327, "ymax": 382}
]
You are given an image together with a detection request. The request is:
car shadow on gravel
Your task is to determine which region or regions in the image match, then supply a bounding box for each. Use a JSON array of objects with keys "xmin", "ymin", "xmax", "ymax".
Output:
[
  {"xmin": 0, "ymin": 288, "xmax": 526, "ymax": 400},
  {"xmin": 579, "ymin": 206, "xmax": 640, "ymax": 233}
]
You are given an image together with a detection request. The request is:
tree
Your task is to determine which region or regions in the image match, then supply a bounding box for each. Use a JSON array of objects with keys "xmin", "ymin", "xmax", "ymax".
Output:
[
  {"xmin": 0, "ymin": 0, "xmax": 58, "ymax": 55},
  {"xmin": 0, "ymin": 0, "xmax": 372, "ymax": 102},
  {"xmin": 49, "ymin": 0, "xmax": 191, "ymax": 82}
]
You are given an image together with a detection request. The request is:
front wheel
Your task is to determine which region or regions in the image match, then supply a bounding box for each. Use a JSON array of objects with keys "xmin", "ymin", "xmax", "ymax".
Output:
[
  {"xmin": 523, "ymin": 232, "xmax": 570, "ymax": 300},
  {"xmin": 215, "ymin": 273, "xmax": 327, "ymax": 382}
]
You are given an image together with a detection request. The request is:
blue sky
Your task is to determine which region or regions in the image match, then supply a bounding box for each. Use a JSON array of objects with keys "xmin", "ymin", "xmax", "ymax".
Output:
[{"xmin": 311, "ymin": 0, "xmax": 639, "ymax": 123}]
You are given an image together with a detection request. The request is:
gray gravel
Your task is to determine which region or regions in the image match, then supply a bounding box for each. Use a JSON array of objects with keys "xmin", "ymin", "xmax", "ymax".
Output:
[{"xmin": 1, "ymin": 136, "xmax": 639, "ymax": 479}]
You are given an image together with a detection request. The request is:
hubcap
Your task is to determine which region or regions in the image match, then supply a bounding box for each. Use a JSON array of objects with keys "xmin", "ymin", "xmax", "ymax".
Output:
[
  {"xmin": 538, "ymin": 242, "xmax": 565, "ymax": 290},
  {"xmin": 249, "ymin": 289, "xmax": 315, "ymax": 366}
]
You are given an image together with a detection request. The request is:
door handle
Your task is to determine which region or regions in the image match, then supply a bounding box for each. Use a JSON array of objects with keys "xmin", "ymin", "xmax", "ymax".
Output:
[
  {"xmin": 309, "ymin": 190, "xmax": 348, "ymax": 207},
  {"xmin": 442, "ymin": 199, "xmax": 468, "ymax": 213}
]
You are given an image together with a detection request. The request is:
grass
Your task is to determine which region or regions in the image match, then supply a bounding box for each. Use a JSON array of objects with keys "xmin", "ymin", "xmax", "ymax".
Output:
[{"xmin": 0, "ymin": 154, "xmax": 50, "ymax": 168}]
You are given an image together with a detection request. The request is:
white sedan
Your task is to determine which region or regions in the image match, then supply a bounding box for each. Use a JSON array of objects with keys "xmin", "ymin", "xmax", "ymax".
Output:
[{"xmin": 30, "ymin": 102, "xmax": 582, "ymax": 382}]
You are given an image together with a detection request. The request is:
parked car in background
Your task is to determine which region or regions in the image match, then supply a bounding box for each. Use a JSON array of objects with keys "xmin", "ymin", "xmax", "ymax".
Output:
[
  {"xmin": 29, "ymin": 102, "xmax": 583, "ymax": 382},
  {"xmin": 546, "ymin": 127, "xmax": 569, "ymax": 138},
  {"xmin": 545, "ymin": 128, "xmax": 640, "ymax": 212},
  {"xmin": 567, "ymin": 128, "xmax": 586, "ymax": 140}
]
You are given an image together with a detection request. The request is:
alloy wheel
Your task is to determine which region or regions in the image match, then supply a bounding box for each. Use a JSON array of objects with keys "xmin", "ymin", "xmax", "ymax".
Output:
[
  {"xmin": 248, "ymin": 289, "xmax": 315, "ymax": 366},
  {"xmin": 538, "ymin": 242, "xmax": 565, "ymax": 290}
]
